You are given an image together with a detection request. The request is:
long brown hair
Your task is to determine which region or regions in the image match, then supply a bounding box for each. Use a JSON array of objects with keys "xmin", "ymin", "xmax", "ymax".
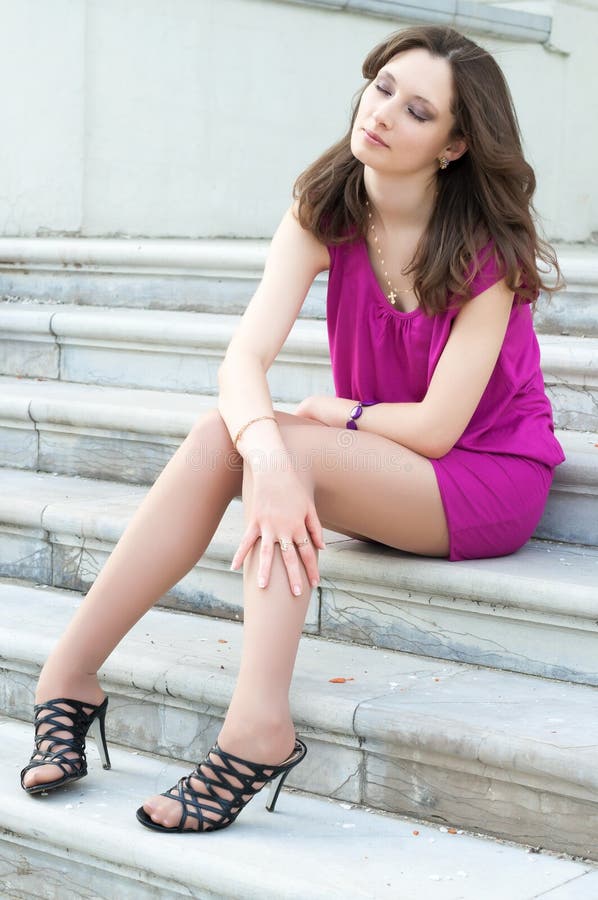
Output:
[{"xmin": 293, "ymin": 25, "xmax": 563, "ymax": 315}]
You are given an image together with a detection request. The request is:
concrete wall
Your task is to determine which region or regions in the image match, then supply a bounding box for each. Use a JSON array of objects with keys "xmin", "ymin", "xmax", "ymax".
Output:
[{"xmin": 0, "ymin": 0, "xmax": 594, "ymax": 241}]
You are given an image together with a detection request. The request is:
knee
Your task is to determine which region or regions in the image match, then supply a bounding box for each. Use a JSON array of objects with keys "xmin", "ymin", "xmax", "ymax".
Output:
[
  {"xmin": 188, "ymin": 407, "xmax": 230, "ymax": 444},
  {"xmin": 184, "ymin": 408, "xmax": 243, "ymax": 486},
  {"xmin": 186, "ymin": 408, "xmax": 239, "ymax": 466}
]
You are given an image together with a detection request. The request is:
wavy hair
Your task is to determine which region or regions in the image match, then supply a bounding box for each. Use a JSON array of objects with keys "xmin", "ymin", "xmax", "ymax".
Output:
[{"xmin": 292, "ymin": 25, "xmax": 563, "ymax": 315}]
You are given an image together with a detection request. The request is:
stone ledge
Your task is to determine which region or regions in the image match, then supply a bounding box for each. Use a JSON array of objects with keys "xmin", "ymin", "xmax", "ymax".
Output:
[
  {"xmin": 0, "ymin": 236, "xmax": 592, "ymax": 282},
  {"xmin": 0, "ymin": 303, "xmax": 596, "ymax": 429},
  {"xmin": 274, "ymin": 0, "xmax": 552, "ymax": 42},
  {"xmin": 0, "ymin": 374, "xmax": 596, "ymax": 545},
  {"xmin": 0, "ymin": 239, "xmax": 595, "ymax": 329},
  {"xmin": 0, "ymin": 468, "xmax": 597, "ymax": 684},
  {"xmin": 3, "ymin": 581, "xmax": 598, "ymax": 861},
  {"xmin": 4, "ymin": 719, "xmax": 593, "ymax": 899},
  {"xmin": 0, "ymin": 303, "xmax": 333, "ymax": 401}
]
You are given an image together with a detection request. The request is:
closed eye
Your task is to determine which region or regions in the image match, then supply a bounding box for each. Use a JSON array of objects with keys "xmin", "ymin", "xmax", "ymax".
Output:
[{"xmin": 374, "ymin": 84, "xmax": 427, "ymax": 122}]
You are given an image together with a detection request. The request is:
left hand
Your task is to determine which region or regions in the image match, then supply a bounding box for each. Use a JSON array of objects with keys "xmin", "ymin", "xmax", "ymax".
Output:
[{"xmin": 292, "ymin": 395, "xmax": 352, "ymax": 428}]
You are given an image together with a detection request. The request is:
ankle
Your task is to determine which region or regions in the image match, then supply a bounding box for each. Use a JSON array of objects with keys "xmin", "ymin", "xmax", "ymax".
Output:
[
  {"xmin": 218, "ymin": 711, "xmax": 295, "ymax": 761},
  {"xmin": 35, "ymin": 667, "xmax": 104, "ymax": 706}
]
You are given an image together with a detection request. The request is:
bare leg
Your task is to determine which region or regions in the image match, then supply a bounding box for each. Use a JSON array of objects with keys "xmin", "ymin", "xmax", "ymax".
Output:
[
  {"xmin": 139, "ymin": 452, "xmax": 312, "ymax": 830},
  {"xmin": 23, "ymin": 409, "xmax": 243, "ymax": 789},
  {"xmin": 141, "ymin": 411, "xmax": 449, "ymax": 830}
]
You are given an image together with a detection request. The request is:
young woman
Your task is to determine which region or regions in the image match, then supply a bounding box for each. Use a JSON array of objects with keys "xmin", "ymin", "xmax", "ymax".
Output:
[{"xmin": 20, "ymin": 25, "xmax": 565, "ymax": 833}]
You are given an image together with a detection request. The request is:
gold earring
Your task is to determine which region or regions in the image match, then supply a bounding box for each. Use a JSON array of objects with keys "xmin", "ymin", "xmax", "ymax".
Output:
[{"xmin": 439, "ymin": 156, "xmax": 449, "ymax": 170}]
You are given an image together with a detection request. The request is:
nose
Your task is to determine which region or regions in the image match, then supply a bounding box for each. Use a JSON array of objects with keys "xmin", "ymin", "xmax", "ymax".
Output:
[{"xmin": 372, "ymin": 101, "xmax": 391, "ymax": 131}]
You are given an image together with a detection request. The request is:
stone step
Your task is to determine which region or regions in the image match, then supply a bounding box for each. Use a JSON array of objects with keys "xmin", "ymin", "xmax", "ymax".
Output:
[
  {"xmin": 0, "ymin": 375, "xmax": 596, "ymax": 547},
  {"xmin": 1, "ymin": 469, "xmax": 597, "ymax": 685},
  {"xmin": 541, "ymin": 334, "xmax": 598, "ymax": 432},
  {"xmin": 0, "ymin": 237, "xmax": 596, "ymax": 333},
  {"xmin": 3, "ymin": 580, "xmax": 598, "ymax": 866},
  {"xmin": 0, "ymin": 375, "xmax": 293, "ymax": 484},
  {"xmin": 0, "ymin": 301, "xmax": 331, "ymax": 403},
  {"xmin": 1, "ymin": 301, "xmax": 597, "ymax": 429},
  {"xmin": 4, "ymin": 717, "xmax": 596, "ymax": 900}
]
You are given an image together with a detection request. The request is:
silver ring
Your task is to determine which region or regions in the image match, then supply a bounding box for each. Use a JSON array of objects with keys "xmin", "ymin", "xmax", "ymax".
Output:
[
  {"xmin": 297, "ymin": 537, "xmax": 310, "ymax": 546},
  {"xmin": 279, "ymin": 538, "xmax": 292, "ymax": 552}
]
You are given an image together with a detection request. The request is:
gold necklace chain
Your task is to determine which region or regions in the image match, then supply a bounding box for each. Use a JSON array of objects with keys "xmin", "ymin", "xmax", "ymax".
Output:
[{"xmin": 365, "ymin": 198, "xmax": 415, "ymax": 306}]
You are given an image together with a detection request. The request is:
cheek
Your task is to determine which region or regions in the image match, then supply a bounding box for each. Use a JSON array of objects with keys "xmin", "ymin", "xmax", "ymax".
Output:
[{"xmin": 356, "ymin": 91, "xmax": 373, "ymax": 118}]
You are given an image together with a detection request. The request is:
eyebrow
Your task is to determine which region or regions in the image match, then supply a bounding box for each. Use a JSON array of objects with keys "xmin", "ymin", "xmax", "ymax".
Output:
[{"xmin": 377, "ymin": 68, "xmax": 439, "ymax": 114}]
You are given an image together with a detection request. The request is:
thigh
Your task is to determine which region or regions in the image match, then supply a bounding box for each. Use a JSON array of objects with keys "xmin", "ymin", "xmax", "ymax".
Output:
[{"xmin": 273, "ymin": 410, "xmax": 450, "ymax": 558}]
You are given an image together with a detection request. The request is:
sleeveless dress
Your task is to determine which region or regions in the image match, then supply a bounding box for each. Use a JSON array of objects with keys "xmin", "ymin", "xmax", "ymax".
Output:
[{"xmin": 326, "ymin": 235, "xmax": 566, "ymax": 562}]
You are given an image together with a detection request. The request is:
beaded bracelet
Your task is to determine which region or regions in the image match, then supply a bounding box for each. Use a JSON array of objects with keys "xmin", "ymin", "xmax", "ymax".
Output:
[
  {"xmin": 233, "ymin": 415, "xmax": 277, "ymax": 450},
  {"xmin": 346, "ymin": 400, "xmax": 378, "ymax": 430}
]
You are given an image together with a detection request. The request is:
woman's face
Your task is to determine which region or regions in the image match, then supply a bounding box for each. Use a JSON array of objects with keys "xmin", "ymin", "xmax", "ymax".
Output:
[{"xmin": 351, "ymin": 47, "xmax": 464, "ymax": 175}]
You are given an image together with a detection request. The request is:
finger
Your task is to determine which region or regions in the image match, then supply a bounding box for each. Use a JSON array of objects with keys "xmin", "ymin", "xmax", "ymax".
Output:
[
  {"xmin": 296, "ymin": 541, "xmax": 320, "ymax": 588},
  {"xmin": 257, "ymin": 537, "xmax": 275, "ymax": 589},
  {"xmin": 230, "ymin": 522, "xmax": 260, "ymax": 571},
  {"xmin": 279, "ymin": 544, "xmax": 306, "ymax": 597},
  {"xmin": 306, "ymin": 507, "xmax": 326, "ymax": 550}
]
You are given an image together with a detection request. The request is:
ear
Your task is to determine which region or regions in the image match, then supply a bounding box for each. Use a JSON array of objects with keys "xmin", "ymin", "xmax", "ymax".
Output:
[{"xmin": 445, "ymin": 137, "xmax": 468, "ymax": 163}]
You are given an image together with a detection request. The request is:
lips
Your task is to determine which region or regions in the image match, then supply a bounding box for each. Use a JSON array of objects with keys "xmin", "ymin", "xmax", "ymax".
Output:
[{"xmin": 363, "ymin": 128, "xmax": 389, "ymax": 148}]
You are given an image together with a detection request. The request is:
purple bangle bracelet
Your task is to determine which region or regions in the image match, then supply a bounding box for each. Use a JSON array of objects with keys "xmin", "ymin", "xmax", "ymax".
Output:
[{"xmin": 346, "ymin": 400, "xmax": 378, "ymax": 430}]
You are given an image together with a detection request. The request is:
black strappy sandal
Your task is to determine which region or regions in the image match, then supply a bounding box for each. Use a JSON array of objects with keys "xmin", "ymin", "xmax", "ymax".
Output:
[
  {"xmin": 136, "ymin": 736, "xmax": 308, "ymax": 833},
  {"xmin": 20, "ymin": 696, "xmax": 111, "ymax": 795}
]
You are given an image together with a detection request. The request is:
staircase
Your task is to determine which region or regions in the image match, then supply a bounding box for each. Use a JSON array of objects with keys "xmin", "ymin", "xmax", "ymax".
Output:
[{"xmin": 1, "ymin": 237, "xmax": 598, "ymax": 898}]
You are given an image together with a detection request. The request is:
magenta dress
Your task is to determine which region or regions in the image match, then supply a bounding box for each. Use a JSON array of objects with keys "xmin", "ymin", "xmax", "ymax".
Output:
[{"xmin": 326, "ymin": 235, "xmax": 566, "ymax": 561}]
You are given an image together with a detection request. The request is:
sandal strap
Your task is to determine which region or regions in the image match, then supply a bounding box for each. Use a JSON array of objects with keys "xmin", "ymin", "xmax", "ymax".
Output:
[
  {"xmin": 161, "ymin": 738, "xmax": 306, "ymax": 830},
  {"xmin": 21, "ymin": 696, "xmax": 107, "ymax": 781}
]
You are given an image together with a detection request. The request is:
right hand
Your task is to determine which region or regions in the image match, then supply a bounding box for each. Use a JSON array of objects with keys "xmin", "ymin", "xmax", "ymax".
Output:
[{"xmin": 230, "ymin": 470, "xmax": 326, "ymax": 596}]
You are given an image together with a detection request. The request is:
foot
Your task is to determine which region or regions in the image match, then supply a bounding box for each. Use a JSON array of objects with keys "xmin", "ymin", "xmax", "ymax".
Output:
[
  {"xmin": 21, "ymin": 673, "xmax": 106, "ymax": 791},
  {"xmin": 140, "ymin": 720, "xmax": 297, "ymax": 831}
]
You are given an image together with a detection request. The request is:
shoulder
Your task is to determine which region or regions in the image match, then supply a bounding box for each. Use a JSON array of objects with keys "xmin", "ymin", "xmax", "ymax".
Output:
[
  {"xmin": 324, "ymin": 224, "xmax": 361, "ymax": 273},
  {"xmin": 287, "ymin": 199, "xmax": 331, "ymax": 274},
  {"xmin": 468, "ymin": 239, "xmax": 505, "ymax": 299},
  {"xmin": 459, "ymin": 238, "xmax": 534, "ymax": 312}
]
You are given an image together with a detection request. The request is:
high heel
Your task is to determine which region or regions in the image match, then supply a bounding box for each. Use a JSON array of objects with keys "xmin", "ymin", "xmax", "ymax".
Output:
[
  {"xmin": 136, "ymin": 736, "xmax": 307, "ymax": 833},
  {"xmin": 20, "ymin": 696, "xmax": 111, "ymax": 795}
]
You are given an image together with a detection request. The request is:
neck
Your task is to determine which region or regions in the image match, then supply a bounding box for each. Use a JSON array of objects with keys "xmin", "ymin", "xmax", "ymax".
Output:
[{"xmin": 363, "ymin": 167, "xmax": 438, "ymax": 233}]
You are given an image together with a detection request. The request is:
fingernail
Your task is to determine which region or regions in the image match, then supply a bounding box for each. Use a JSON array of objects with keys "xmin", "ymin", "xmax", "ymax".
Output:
[
  {"xmin": 258, "ymin": 577, "xmax": 266, "ymax": 588},
  {"xmin": 293, "ymin": 585, "xmax": 301, "ymax": 596},
  {"xmin": 311, "ymin": 579, "xmax": 319, "ymax": 588},
  {"xmin": 229, "ymin": 562, "xmax": 236, "ymax": 571}
]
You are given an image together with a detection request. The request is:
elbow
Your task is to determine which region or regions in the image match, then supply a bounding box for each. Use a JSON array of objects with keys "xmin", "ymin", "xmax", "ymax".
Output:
[
  {"xmin": 418, "ymin": 406, "xmax": 457, "ymax": 459},
  {"xmin": 418, "ymin": 422, "xmax": 454, "ymax": 459},
  {"xmin": 426, "ymin": 432, "xmax": 459, "ymax": 459},
  {"xmin": 425, "ymin": 442, "xmax": 450, "ymax": 460}
]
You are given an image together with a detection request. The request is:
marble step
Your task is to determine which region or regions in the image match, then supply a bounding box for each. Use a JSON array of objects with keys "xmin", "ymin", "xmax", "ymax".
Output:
[
  {"xmin": 0, "ymin": 236, "xmax": 596, "ymax": 333},
  {"xmin": 3, "ymin": 580, "xmax": 598, "ymax": 865},
  {"xmin": 0, "ymin": 375, "xmax": 596, "ymax": 548},
  {"xmin": 1, "ymin": 302, "xmax": 597, "ymax": 430},
  {"xmin": 0, "ymin": 468, "xmax": 597, "ymax": 685},
  {"xmin": 0, "ymin": 301, "xmax": 331, "ymax": 404},
  {"xmin": 3, "ymin": 718, "xmax": 596, "ymax": 900}
]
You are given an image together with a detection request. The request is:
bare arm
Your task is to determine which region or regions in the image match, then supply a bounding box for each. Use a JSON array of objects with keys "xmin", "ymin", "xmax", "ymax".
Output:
[
  {"xmin": 217, "ymin": 201, "xmax": 329, "ymax": 469},
  {"xmin": 302, "ymin": 277, "xmax": 516, "ymax": 459}
]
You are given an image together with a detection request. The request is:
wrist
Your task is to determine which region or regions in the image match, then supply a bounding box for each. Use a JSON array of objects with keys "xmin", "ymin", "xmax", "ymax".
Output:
[
  {"xmin": 345, "ymin": 399, "xmax": 378, "ymax": 430},
  {"xmin": 244, "ymin": 445, "xmax": 295, "ymax": 477}
]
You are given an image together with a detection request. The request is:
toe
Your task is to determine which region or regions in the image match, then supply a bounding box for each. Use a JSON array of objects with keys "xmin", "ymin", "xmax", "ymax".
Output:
[
  {"xmin": 23, "ymin": 764, "xmax": 56, "ymax": 788},
  {"xmin": 143, "ymin": 795, "xmax": 176, "ymax": 828}
]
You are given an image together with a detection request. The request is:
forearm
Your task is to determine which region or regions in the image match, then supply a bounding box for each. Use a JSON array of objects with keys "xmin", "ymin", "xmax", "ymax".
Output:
[
  {"xmin": 217, "ymin": 353, "xmax": 290, "ymax": 472},
  {"xmin": 336, "ymin": 398, "xmax": 444, "ymax": 459}
]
